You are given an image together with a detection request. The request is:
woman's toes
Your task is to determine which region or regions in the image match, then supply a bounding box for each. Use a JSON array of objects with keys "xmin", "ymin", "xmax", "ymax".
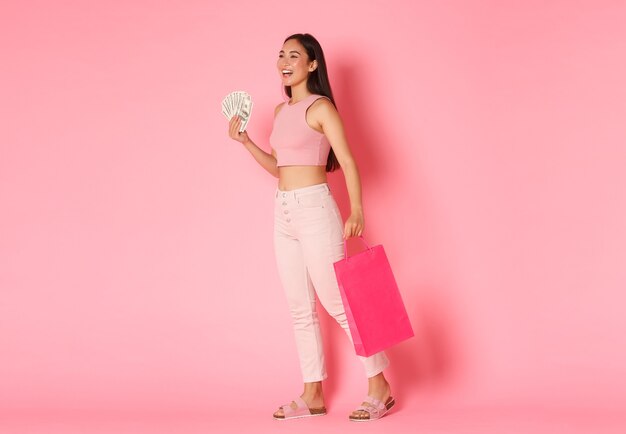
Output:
[{"xmin": 351, "ymin": 409, "xmax": 367, "ymax": 419}]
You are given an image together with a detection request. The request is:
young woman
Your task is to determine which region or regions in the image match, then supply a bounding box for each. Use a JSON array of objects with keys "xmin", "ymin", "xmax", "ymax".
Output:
[{"xmin": 227, "ymin": 33, "xmax": 395, "ymax": 422}]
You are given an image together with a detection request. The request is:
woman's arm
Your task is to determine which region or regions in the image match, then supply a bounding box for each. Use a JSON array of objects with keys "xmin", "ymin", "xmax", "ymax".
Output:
[
  {"xmin": 309, "ymin": 98, "xmax": 364, "ymax": 239},
  {"xmin": 228, "ymin": 104, "xmax": 284, "ymax": 178},
  {"xmin": 242, "ymin": 136, "xmax": 279, "ymax": 178}
]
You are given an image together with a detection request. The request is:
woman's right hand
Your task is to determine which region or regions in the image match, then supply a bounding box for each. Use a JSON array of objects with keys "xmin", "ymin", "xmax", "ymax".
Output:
[{"xmin": 228, "ymin": 115, "xmax": 250, "ymax": 144}]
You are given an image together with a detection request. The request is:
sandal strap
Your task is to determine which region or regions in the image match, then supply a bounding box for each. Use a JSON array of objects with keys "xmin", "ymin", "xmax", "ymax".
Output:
[
  {"xmin": 364, "ymin": 396, "xmax": 386, "ymax": 411},
  {"xmin": 353, "ymin": 396, "xmax": 386, "ymax": 418},
  {"xmin": 293, "ymin": 396, "xmax": 308, "ymax": 410},
  {"xmin": 363, "ymin": 396, "xmax": 385, "ymax": 410},
  {"xmin": 360, "ymin": 406, "xmax": 383, "ymax": 416},
  {"xmin": 354, "ymin": 405, "xmax": 382, "ymax": 419},
  {"xmin": 282, "ymin": 397, "xmax": 310, "ymax": 417}
]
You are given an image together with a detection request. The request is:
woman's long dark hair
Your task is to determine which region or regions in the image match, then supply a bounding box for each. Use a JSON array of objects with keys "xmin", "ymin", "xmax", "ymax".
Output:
[{"xmin": 283, "ymin": 33, "xmax": 340, "ymax": 172}]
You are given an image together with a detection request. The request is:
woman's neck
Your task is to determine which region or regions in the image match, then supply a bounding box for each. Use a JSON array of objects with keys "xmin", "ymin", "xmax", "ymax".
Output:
[{"xmin": 289, "ymin": 82, "xmax": 312, "ymax": 103}]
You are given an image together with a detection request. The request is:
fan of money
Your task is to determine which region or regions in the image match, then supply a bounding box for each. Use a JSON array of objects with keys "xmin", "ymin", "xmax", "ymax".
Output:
[{"xmin": 221, "ymin": 90, "xmax": 253, "ymax": 132}]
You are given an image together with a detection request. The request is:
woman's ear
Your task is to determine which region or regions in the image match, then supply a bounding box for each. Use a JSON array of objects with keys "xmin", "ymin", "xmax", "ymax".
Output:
[{"xmin": 309, "ymin": 60, "xmax": 318, "ymax": 72}]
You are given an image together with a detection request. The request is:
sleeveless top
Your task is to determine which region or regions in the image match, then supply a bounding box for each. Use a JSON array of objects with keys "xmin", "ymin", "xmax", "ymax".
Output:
[{"xmin": 269, "ymin": 94, "xmax": 331, "ymax": 167}]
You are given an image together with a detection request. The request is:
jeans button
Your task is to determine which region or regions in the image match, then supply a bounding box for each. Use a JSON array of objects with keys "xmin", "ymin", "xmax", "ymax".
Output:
[
  {"xmin": 283, "ymin": 210, "xmax": 289, "ymax": 214},
  {"xmin": 282, "ymin": 193, "xmax": 287, "ymax": 198},
  {"xmin": 282, "ymin": 201, "xmax": 287, "ymax": 206}
]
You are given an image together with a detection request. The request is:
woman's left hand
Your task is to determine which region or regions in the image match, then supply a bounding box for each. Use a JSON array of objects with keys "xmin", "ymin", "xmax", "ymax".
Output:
[{"xmin": 344, "ymin": 210, "xmax": 364, "ymax": 239}]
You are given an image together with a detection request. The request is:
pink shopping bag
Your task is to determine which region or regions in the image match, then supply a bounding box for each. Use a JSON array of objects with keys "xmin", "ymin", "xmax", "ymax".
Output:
[{"xmin": 333, "ymin": 236, "xmax": 414, "ymax": 357}]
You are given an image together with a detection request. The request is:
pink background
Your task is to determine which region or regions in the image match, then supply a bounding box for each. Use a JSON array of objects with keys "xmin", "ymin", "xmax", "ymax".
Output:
[{"xmin": 1, "ymin": 1, "xmax": 625, "ymax": 433}]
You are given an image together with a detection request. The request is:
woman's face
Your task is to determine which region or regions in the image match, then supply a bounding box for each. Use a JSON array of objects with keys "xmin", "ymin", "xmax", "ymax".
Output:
[{"xmin": 277, "ymin": 39, "xmax": 316, "ymax": 88}]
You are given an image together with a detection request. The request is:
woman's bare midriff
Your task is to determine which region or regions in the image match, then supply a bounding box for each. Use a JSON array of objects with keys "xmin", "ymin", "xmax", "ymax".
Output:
[{"xmin": 277, "ymin": 165, "xmax": 327, "ymax": 191}]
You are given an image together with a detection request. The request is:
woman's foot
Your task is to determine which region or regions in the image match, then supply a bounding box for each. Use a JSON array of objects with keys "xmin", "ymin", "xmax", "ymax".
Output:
[
  {"xmin": 273, "ymin": 381, "xmax": 325, "ymax": 419},
  {"xmin": 349, "ymin": 372, "xmax": 391, "ymax": 420}
]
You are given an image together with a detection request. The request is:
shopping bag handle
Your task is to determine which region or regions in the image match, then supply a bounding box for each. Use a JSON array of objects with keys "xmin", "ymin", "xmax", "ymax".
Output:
[{"xmin": 343, "ymin": 235, "xmax": 372, "ymax": 260}]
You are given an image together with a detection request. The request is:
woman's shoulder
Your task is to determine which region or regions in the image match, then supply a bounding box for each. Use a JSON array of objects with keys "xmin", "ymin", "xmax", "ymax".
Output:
[
  {"xmin": 306, "ymin": 95, "xmax": 337, "ymax": 127},
  {"xmin": 310, "ymin": 93, "xmax": 331, "ymax": 102},
  {"xmin": 308, "ymin": 95, "xmax": 335, "ymax": 113}
]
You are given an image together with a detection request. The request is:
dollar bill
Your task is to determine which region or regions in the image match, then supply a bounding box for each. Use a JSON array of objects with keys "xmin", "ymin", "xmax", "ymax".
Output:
[{"xmin": 221, "ymin": 90, "xmax": 253, "ymax": 132}]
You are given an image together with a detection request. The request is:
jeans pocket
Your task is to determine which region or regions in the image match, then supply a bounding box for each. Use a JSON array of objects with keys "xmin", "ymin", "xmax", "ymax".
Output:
[{"xmin": 296, "ymin": 192, "xmax": 327, "ymax": 209}]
